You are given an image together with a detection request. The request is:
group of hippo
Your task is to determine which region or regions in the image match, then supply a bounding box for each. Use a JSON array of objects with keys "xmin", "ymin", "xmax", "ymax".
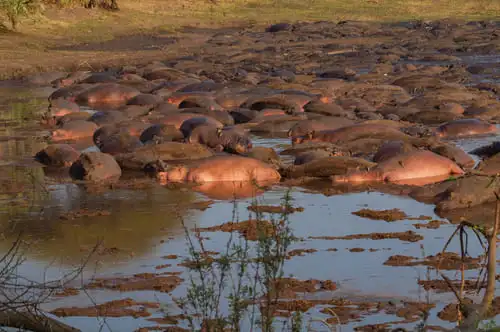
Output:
[{"xmin": 28, "ymin": 19, "xmax": 500, "ymax": 216}]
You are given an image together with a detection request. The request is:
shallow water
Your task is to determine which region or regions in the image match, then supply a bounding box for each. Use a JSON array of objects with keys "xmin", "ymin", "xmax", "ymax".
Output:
[{"xmin": 1, "ymin": 63, "xmax": 500, "ymax": 331}]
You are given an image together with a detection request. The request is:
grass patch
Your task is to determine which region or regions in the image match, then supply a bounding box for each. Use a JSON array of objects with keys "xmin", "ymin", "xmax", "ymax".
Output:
[{"xmin": 0, "ymin": 0, "xmax": 499, "ymax": 79}]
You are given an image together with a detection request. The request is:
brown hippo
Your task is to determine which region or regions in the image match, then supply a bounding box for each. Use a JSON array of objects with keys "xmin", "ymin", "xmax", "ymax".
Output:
[
  {"xmin": 244, "ymin": 147, "xmax": 282, "ymax": 169},
  {"xmin": 69, "ymin": 152, "xmax": 122, "ymax": 183},
  {"xmin": 166, "ymin": 92, "xmax": 214, "ymax": 106},
  {"xmin": 372, "ymin": 141, "xmax": 417, "ymax": 163},
  {"xmin": 435, "ymin": 119, "xmax": 498, "ymax": 138},
  {"xmin": 49, "ymin": 84, "xmax": 93, "ymax": 102},
  {"xmin": 187, "ymin": 125, "xmax": 252, "ymax": 154},
  {"xmin": 242, "ymin": 95, "xmax": 306, "ymax": 114},
  {"xmin": 291, "ymin": 124, "xmax": 410, "ymax": 146},
  {"xmin": 159, "ymin": 156, "xmax": 281, "ymax": 184},
  {"xmin": 294, "ymin": 150, "xmax": 336, "ymax": 165},
  {"xmin": 97, "ymin": 131, "xmax": 143, "ymax": 155},
  {"xmin": 56, "ymin": 112, "xmax": 92, "ymax": 126},
  {"xmin": 75, "ymin": 83, "xmax": 140, "ymax": 107},
  {"xmin": 48, "ymin": 99, "xmax": 80, "ymax": 118},
  {"xmin": 177, "ymin": 96, "xmax": 223, "ymax": 111},
  {"xmin": 179, "ymin": 116, "xmax": 223, "ymax": 137},
  {"xmin": 156, "ymin": 113, "xmax": 210, "ymax": 129},
  {"xmin": 35, "ymin": 144, "xmax": 81, "ymax": 167},
  {"xmin": 288, "ymin": 118, "xmax": 356, "ymax": 138},
  {"xmin": 88, "ymin": 111, "xmax": 128, "ymax": 126},
  {"xmin": 140, "ymin": 124, "xmax": 184, "ymax": 144},
  {"xmin": 332, "ymin": 150, "xmax": 464, "ymax": 186},
  {"xmin": 126, "ymin": 93, "xmax": 163, "ymax": 106},
  {"xmin": 51, "ymin": 120, "xmax": 99, "ymax": 141},
  {"xmin": 180, "ymin": 108, "xmax": 235, "ymax": 126}
]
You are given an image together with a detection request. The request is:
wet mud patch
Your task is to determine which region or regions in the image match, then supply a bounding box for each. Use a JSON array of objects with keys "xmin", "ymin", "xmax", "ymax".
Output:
[
  {"xmin": 418, "ymin": 279, "xmax": 485, "ymax": 293},
  {"xmin": 352, "ymin": 208, "xmax": 433, "ymax": 222},
  {"xmin": 352, "ymin": 208, "xmax": 409, "ymax": 222},
  {"xmin": 197, "ymin": 219, "xmax": 279, "ymax": 241},
  {"xmin": 286, "ymin": 248, "xmax": 317, "ymax": 258},
  {"xmin": 384, "ymin": 252, "xmax": 482, "ymax": 270},
  {"xmin": 413, "ymin": 219, "xmax": 448, "ymax": 229},
  {"xmin": 310, "ymin": 230, "xmax": 423, "ymax": 242},
  {"xmin": 51, "ymin": 298, "xmax": 160, "ymax": 318},
  {"xmin": 247, "ymin": 204, "xmax": 304, "ymax": 214},
  {"xmin": 87, "ymin": 272, "xmax": 183, "ymax": 292}
]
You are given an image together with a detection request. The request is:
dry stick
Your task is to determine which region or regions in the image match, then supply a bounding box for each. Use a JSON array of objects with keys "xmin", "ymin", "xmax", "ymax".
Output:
[
  {"xmin": 436, "ymin": 224, "xmax": 461, "ymax": 272},
  {"xmin": 0, "ymin": 310, "xmax": 80, "ymax": 332},
  {"xmin": 480, "ymin": 195, "xmax": 500, "ymax": 313}
]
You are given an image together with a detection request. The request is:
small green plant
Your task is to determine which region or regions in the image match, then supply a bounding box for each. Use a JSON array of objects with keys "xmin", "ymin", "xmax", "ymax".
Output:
[
  {"xmin": 177, "ymin": 189, "xmax": 303, "ymax": 331},
  {"xmin": 0, "ymin": 0, "xmax": 40, "ymax": 30}
]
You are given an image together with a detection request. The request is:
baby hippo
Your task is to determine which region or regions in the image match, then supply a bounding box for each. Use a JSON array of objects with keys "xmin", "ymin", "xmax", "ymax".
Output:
[
  {"xmin": 51, "ymin": 120, "xmax": 98, "ymax": 141},
  {"xmin": 158, "ymin": 155, "xmax": 281, "ymax": 184},
  {"xmin": 187, "ymin": 125, "xmax": 252, "ymax": 154}
]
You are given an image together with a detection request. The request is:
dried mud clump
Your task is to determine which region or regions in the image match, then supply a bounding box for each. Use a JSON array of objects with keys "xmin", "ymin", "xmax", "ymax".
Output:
[
  {"xmin": 438, "ymin": 298, "xmax": 474, "ymax": 322},
  {"xmin": 178, "ymin": 251, "xmax": 219, "ymax": 269},
  {"xmin": 52, "ymin": 298, "xmax": 160, "ymax": 318},
  {"xmin": 198, "ymin": 219, "xmax": 277, "ymax": 241},
  {"xmin": 147, "ymin": 314, "xmax": 187, "ymax": 325},
  {"xmin": 352, "ymin": 208, "xmax": 408, "ymax": 222},
  {"xmin": 270, "ymin": 277, "xmax": 337, "ymax": 299},
  {"xmin": 286, "ymin": 248, "xmax": 317, "ymax": 258},
  {"xmin": 418, "ymin": 279, "xmax": 484, "ymax": 293},
  {"xmin": 310, "ymin": 230, "xmax": 423, "ymax": 242},
  {"xmin": 54, "ymin": 288, "xmax": 80, "ymax": 297},
  {"xmin": 247, "ymin": 204, "xmax": 304, "ymax": 214},
  {"xmin": 384, "ymin": 252, "xmax": 482, "ymax": 270},
  {"xmin": 87, "ymin": 272, "xmax": 183, "ymax": 292},
  {"xmin": 413, "ymin": 219, "xmax": 447, "ymax": 229}
]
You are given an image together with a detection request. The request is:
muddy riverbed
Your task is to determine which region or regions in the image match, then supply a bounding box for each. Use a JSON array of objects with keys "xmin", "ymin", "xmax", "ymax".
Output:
[{"xmin": 1, "ymin": 20, "xmax": 500, "ymax": 331}]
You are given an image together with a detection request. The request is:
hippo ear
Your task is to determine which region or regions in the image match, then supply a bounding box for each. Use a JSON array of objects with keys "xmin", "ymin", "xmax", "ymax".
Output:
[
  {"xmin": 307, "ymin": 130, "xmax": 315, "ymax": 140},
  {"xmin": 216, "ymin": 128, "xmax": 223, "ymax": 137},
  {"xmin": 287, "ymin": 129, "xmax": 292, "ymax": 138}
]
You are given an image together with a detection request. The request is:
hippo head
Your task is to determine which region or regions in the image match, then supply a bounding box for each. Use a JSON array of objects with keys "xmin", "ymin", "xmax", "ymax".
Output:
[
  {"xmin": 217, "ymin": 128, "xmax": 253, "ymax": 154},
  {"xmin": 291, "ymin": 130, "xmax": 314, "ymax": 146},
  {"xmin": 51, "ymin": 129, "xmax": 70, "ymax": 141},
  {"xmin": 165, "ymin": 166, "xmax": 188, "ymax": 183}
]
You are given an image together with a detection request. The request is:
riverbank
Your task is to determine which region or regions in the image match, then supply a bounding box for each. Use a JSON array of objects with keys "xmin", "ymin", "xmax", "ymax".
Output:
[{"xmin": 0, "ymin": 0, "xmax": 499, "ymax": 80}]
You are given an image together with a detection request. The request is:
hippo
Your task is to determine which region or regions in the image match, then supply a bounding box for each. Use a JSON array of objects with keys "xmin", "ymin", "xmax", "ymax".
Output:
[
  {"xmin": 294, "ymin": 150, "xmax": 336, "ymax": 165},
  {"xmin": 80, "ymin": 73, "xmax": 118, "ymax": 84},
  {"xmin": 291, "ymin": 124, "xmax": 411, "ymax": 146},
  {"xmin": 126, "ymin": 93, "xmax": 163, "ymax": 106},
  {"xmin": 139, "ymin": 124, "xmax": 184, "ymax": 144},
  {"xmin": 372, "ymin": 141, "xmax": 417, "ymax": 163},
  {"xmin": 75, "ymin": 83, "xmax": 141, "ymax": 107},
  {"xmin": 69, "ymin": 152, "xmax": 122, "ymax": 183},
  {"xmin": 177, "ymin": 96, "xmax": 223, "ymax": 111},
  {"xmin": 332, "ymin": 150, "xmax": 464, "ymax": 186},
  {"xmin": 158, "ymin": 155, "xmax": 281, "ymax": 184},
  {"xmin": 180, "ymin": 108, "xmax": 235, "ymax": 126},
  {"xmin": 89, "ymin": 111, "xmax": 128, "ymax": 126},
  {"xmin": 244, "ymin": 147, "xmax": 282, "ymax": 169},
  {"xmin": 187, "ymin": 125, "xmax": 252, "ymax": 154},
  {"xmin": 435, "ymin": 119, "xmax": 498, "ymax": 138},
  {"xmin": 49, "ymin": 84, "xmax": 93, "ymax": 102},
  {"xmin": 179, "ymin": 116, "xmax": 224, "ymax": 137},
  {"xmin": 97, "ymin": 131, "xmax": 143, "ymax": 155},
  {"xmin": 166, "ymin": 92, "xmax": 215, "ymax": 107},
  {"xmin": 288, "ymin": 118, "xmax": 356, "ymax": 138},
  {"xmin": 51, "ymin": 120, "xmax": 98, "ymax": 141},
  {"xmin": 156, "ymin": 113, "xmax": 211, "ymax": 130},
  {"xmin": 35, "ymin": 144, "xmax": 81, "ymax": 167},
  {"xmin": 93, "ymin": 122, "xmax": 151, "ymax": 146},
  {"xmin": 47, "ymin": 99, "xmax": 80, "ymax": 118},
  {"xmin": 56, "ymin": 112, "xmax": 92, "ymax": 126},
  {"xmin": 242, "ymin": 95, "xmax": 306, "ymax": 114}
]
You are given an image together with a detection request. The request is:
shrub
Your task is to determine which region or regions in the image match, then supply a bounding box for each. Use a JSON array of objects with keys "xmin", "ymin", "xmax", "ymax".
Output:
[{"xmin": 0, "ymin": 0, "xmax": 40, "ymax": 30}]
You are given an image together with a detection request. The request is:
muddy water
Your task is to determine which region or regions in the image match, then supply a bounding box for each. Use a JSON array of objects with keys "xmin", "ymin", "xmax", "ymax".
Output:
[{"xmin": 1, "ymin": 62, "xmax": 500, "ymax": 331}]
